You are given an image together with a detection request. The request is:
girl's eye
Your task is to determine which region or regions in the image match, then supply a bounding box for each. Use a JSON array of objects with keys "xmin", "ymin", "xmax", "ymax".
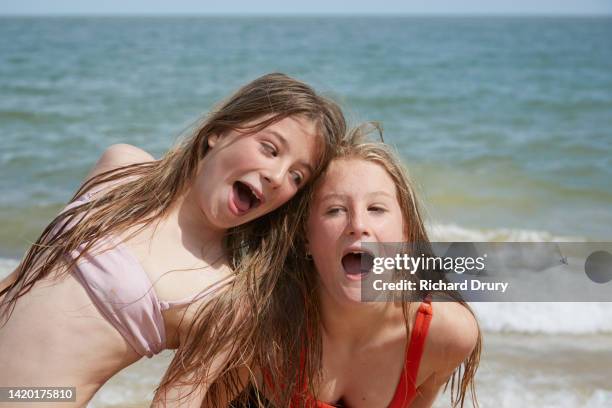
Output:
[
  {"xmin": 291, "ymin": 171, "xmax": 304, "ymax": 186},
  {"xmin": 261, "ymin": 142, "xmax": 278, "ymax": 157},
  {"xmin": 326, "ymin": 207, "xmax": 346, "ymax": 215},
  {"xmin": 369, "ymin": 206, "xmax": 386, "ymax": 213}
]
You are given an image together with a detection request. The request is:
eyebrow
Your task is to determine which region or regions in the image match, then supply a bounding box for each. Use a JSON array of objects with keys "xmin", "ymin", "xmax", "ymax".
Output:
[
  {"xmin": 319, "ymin": 193, "xmax": 347, "ymax": 202},
  {"xmin": 367, "ymin": 191, "xmax": 395, "ymax": 199},
  {"xmin": 266, "ymin": 130, "xmax": 314, "ymax": 175},
  {"xmin": 267, "ymin": 130, "xmax": 289, "ymax": 150},
  {"xmin": 319, "ymin": 191, "xmax": 395, "ymax": 202}
]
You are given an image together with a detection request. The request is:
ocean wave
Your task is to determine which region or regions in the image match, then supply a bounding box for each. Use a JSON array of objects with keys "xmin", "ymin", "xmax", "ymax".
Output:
[
  {"xmin": 456, "ymin": 376, "xmax": 612, "ymax": 408},
  {"xmin": 427, "ymin": 222, "xmax": 586, "ymax": 242},
  {"xmin": 472, "ymin": 302, "xmax": 612, "ymax": 335},
  {"xmin": 427, "ymin": 224, "xmax": 612, "ymax": 334},
  {"xmin": 0, "ymin": 258, "xmax": 18, "ymax": 278}
]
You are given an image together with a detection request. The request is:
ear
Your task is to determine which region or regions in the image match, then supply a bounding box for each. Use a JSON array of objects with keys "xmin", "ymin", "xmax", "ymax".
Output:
[{"xmin": 208, "ymin": 133, "xmax": 220, "ymax": 148}]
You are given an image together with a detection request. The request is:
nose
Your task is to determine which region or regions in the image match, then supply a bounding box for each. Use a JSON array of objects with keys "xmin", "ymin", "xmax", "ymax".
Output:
[
  {"xmin": 347, "ymin": 210, "xmax": 371, "ymax": 238},
  {"xmin": 263, "ymin": 162, "xmax": 289, "ymax": 189}
]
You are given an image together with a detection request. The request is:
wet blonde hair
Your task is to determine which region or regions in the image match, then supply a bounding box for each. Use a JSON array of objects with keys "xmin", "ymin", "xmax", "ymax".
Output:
[
  {"xmin": 0, "ymin": 73, "xmax": 347, "ymax": 404},
  {"xmin": 257, "ymin": 123, "xmax": 481, "ymax": 407}
]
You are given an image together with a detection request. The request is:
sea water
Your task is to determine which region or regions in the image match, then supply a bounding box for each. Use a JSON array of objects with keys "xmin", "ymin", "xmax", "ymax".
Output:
[{"xmin": 1, "ymin": 16, "xmax": 611, "ymax": 407}]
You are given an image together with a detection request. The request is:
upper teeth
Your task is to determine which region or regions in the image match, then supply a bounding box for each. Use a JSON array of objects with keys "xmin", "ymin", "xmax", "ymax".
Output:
[{"xmin": 242, "ymin": 184, "xmax": 257, "ymax": 200}]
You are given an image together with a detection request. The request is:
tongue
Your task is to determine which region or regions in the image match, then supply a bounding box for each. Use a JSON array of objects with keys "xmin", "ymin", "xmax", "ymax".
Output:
[
  {"xmin": 234, "ymin": 183, "xmax": 252, "ymax": 212},
  {"xmin": 342, "ymin": 253, "xmax": 363, "ymax": 275}
]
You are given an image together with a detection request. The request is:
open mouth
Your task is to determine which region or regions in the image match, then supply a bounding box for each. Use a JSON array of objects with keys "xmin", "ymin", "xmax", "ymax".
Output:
[
  {"xmin": 341, "ymin": 251, "xmax": 375, "ymax": 280},
  {"xmin": 231, "ymin": 181, "xmax": 262, "ymax": 215}
]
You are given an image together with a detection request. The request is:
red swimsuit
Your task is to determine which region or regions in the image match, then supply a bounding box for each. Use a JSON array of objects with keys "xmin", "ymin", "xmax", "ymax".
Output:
[{"xmin": 294, "ymin": 297, "xmax": 434, "ymax": 408}]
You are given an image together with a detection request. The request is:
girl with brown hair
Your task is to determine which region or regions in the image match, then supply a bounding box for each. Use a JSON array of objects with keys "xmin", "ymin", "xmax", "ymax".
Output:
[
  {"xmin": 0, "ymin": 73, "xmax": 346, "ymax": 407},
  {"xmin": 252, "ymin": 125, "xmax": 482, "ymax": 408}
]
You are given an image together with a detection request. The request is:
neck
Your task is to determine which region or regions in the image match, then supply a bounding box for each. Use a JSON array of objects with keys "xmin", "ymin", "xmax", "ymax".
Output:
[
  {"xmin": 165, "ymin": 187, "xmax": 227, "ymax": 258},
  {"xmin": 319, "ymin": 286, "xmax": 402, "ymax": 346}
]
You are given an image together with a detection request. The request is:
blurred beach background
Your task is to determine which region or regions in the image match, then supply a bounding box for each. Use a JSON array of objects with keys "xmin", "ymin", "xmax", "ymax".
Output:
[{"xmin": 1, "ymin": 13, "xmax": 611, "ymax": 408}]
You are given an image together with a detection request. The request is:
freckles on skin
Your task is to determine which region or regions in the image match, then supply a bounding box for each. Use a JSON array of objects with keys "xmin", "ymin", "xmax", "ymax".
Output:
[{"xmin": 305, "ymin": 159, "xmax": 407, "ymax": 303}]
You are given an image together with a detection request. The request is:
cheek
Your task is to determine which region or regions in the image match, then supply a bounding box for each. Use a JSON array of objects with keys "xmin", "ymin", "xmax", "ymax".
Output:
[
  {"xmin": 279, "ymin": 185, "xmax": 299, "ymax": 204},
  {"xmin": 305, "ymin": 224, "xmax": 318, "ymax": 254},
  {"xmin": 190, "ymin": 181, "xmax": 222, "ymax": 225},
  {"xmin": 216, "ymin": 139, "xmax": 263, "ymax": 174},
  {"xmin": 306, "ymin": 224, "xmax": 325, "ymax": 257},
  {"xmin": 196, "ymin": 172, "xmax": 223, "ymax": 209},
  {"xmin": 393, "ymin": 221, "xmax": 407, "ymax": 241},
  {"xmin": 307, "ymin": 221, "xmax": 340, "ymax": 257},
  {"xmin": 382, "ymin": 222, "xmax": 405, "ymax": 242},
  {"xmin": 262, "ymin": 187, "xmax": 298, "ymax": 214}
]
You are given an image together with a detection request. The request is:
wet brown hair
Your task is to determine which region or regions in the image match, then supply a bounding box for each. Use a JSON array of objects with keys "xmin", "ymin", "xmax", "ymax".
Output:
[{"xmin": 0, "ymin": 73, "xmax": 347, "ymax": 405}]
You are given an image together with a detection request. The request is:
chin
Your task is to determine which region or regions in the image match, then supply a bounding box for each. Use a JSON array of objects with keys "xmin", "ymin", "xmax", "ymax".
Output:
[{"xmin": 341, "ymin": 288, "xmax": 365, "ymax": 305}]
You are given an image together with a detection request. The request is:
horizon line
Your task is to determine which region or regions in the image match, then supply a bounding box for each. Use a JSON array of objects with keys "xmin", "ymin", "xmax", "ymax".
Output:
[{"xmin": 1, "ymin": 12, "xmax": 612, "ymax": 18}]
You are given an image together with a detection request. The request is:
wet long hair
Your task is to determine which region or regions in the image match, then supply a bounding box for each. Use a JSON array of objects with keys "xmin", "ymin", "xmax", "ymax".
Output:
[
  {"xmin": 0, "ymin": 73, "xmax": 347, "ymax": 405},
  {"xmin": 257, "ymin": 124, "xmax": 481, "ymax": 407}
]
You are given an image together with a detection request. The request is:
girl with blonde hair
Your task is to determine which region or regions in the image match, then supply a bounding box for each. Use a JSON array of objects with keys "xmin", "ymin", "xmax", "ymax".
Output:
[
  {"xmin": 252, "ymin": 124, "xmax": 481, "ymax": 408},
  {"xmin": 0, "ymin": 73, "xmax": 346, "ymax": 407}
]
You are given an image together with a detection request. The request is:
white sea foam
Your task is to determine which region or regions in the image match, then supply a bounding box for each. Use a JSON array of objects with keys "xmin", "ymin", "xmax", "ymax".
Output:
[
  {"xmin": 435, "ymin": 377, "xmax": 612, "ymax": 408},
  {"xmin": 0, "ymin": 257, "xmax": 18, "ymax": 278},
  {"xmin": 472, "ymin": 302, "xmax": 612, "ymax": 335},
  {"xmin": 425, "ymin": 223, "xmax": 612, "ymax": 334},
  {"xmin": 428, "ymin": 222, "xmax": 586, "ymax": 243}
]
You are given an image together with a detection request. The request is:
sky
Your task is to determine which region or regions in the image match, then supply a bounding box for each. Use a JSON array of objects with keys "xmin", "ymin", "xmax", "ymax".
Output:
[{"xmin": 1, "ymin": 0, "xmax": 611, "ymax": 16}]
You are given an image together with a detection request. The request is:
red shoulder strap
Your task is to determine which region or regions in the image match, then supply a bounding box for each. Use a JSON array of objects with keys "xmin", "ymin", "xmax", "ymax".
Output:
[{"xmin": 390, "ymin": 295, "xmax": 433, "ymax": 407}]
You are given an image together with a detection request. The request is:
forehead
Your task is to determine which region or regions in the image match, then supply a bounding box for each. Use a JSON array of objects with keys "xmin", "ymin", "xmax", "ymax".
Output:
[
  {"xmin": 315, "ymin": 158, "xmax": 397, "ymax": 200},
  {"xmin": 263, "ymin": 115, "xmax": 318, "ymax": 140},
  {"xmin": 263, "ymin": 115, "xmax": 322, "ymax": 160}
]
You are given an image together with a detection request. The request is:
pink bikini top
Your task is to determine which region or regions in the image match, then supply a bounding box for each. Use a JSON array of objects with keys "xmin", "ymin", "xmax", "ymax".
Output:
[{"xmin": 61, "ymin": 188, "xmax": 227, "ymax": 357}]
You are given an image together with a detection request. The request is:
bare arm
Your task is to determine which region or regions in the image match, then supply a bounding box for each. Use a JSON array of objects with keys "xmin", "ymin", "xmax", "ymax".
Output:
[
  {"xmin": 151, "ymin": 358, "xmax": 250, "ymax": 408},
  {"xmin": 410, "ymin": 302, "xmax": 480, "ymax": 408},
  {"xmin": 152, "ymin": 288, "xmax": 252, "ymax": 408}
]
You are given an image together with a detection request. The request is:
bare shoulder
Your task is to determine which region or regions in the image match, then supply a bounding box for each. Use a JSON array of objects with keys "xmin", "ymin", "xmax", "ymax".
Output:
[
  {"xmin": 86, "ymin": 143, "xmax": 155, "ymax": 181},
  {"xmin": 426, "ymin": 299, "xmax": 479, "ymax": 375}
]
